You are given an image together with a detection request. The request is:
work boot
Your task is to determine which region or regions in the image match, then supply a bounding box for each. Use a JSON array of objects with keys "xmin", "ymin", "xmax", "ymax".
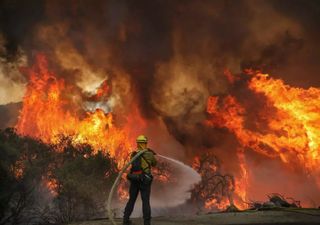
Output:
[{"xmin": 144, "ymin": 219, "xmax": 151, "ymax": 225}]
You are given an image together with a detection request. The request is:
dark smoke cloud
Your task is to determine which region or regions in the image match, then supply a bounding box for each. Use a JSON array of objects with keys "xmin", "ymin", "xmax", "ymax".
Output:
[
  {"xmin": 270, "ymin": 0, "xmax": 320, "ymax": 37},
  {"xmin": 270, "ymin": 0, "xmax": 320, "ymax": 87},
  {"xmin": 0, "ymin": 0, "xmax": 319, "ymax": 148},
  {"xmin": 1, "ymin": 0, "xmax": 320, "ymax": 182},
  {"xmin": 0, "ymin": 0, "xmax": 317, "ymax": 142},
  {"xmin": 0, "ymin": 0, "xmax": 45, "ymax": 59}
]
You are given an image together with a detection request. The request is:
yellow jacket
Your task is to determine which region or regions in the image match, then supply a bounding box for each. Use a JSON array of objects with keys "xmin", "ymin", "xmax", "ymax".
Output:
[{"xmin": 133, "ymin": 149, "xmax": 157, "ymax": 174}]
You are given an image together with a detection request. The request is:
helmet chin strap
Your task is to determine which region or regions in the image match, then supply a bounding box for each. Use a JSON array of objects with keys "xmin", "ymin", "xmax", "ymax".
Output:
[{"xmin": 107, "ymin": 149, "xmax": 148, "ymax": 225}]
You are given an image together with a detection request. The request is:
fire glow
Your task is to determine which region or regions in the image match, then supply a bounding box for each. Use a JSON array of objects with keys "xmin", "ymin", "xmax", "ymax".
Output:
[
  {"xmin": 205, "ymin": 70, "xmax": 320, "ymax": 208},
  {"xmin": 14, "ymin": 53, "xmax": 320, "ymax": 210},
  {"xmin": 15, "ymin": 54, "xmax": 171, "ymax": 203},
  {"xmin": 16, "ymin": 54, "xmax": 132, "ymax": 166}
]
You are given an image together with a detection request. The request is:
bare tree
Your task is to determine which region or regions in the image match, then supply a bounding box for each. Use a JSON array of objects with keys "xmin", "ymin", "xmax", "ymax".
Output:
[{"xmin": 190, "ymin": 152, "xmax": 235, "ymax": 211}]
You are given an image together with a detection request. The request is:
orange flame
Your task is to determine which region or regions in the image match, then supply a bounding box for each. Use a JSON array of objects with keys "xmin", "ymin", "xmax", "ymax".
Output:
[
  {"xmin": 206, "ymin": 71, "xmax": 320, "ymax": 204},
  {"xmin": 234, "ymin": 149, "xmax": 249, "ymax": 209},
  {"xmin": 16, "ymin": 54, "xmax": 132, "ymax": 166},
  {"xmin": 249, "ymin": 73, "xmax": 320, "ymax": 171},
  {"xmin": 14, "ymin": 54, "xmax": 166, "ymax": 201}
]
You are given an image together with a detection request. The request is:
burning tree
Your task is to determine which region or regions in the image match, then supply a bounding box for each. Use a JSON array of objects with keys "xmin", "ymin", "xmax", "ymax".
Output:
[{"xmin": 191, "ymin": 152, "xmax": 237, "ymax": 211}]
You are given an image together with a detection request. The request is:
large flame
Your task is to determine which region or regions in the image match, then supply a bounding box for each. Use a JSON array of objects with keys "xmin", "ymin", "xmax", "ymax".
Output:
[
  {"xmin": 16, "ymin": 54, "xmax": 320, "ymax": 209},
  {"xmin": 206, "ymin": 71, "xmax": 320, "ymax": 205},
  {"xmin": 16, "ymin": 54, "xmax": 132, "ymax": 166},
  {"xmin": 15, "ymin": 54, "xmax": 170, "ymax": 202},
  {"xmin": 249, "ymin": 72, "xmax": 320, "ymax": 170}
]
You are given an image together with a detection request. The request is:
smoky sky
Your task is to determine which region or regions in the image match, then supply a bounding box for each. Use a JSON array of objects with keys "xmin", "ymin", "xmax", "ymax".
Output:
[
  {"xmin": 1, "ymin": 0, "xmax": 320, "ymax": 148},
  {"xmin": 1, "ymin": 0, "xmax": 320, "ymax": 80},
  {"xmin": 2, "ymin": 0, "xmax": 320, "ymax": 206},
  {"xmin": 0, "ymin": 0, "xmax": 45, "ymax": 58}
]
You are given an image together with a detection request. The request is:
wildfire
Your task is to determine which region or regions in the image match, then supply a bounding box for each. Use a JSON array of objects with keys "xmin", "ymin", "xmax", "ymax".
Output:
[
  {"xmin": 16, "ymin": 54, "xmax": 132, "ymax": 166},
  {"xmin": 205, "ymin": 198, "xmax": 230, "ymax": 211},
  {"xmin": 249, "ymin": 72, "xmax": 320, "ymax": 170},
  {"xmin": 43, "ymin": 176, "xmax": 59, "ymax": 197},
  {"xmin": 16, "ymin": 53, "xmax": 320, "ymax": 211},
  {"xmin": 206, "ymin": 70, "xmax": 320, "ymax": 205},
  {"xmin": 14, "ymin": 54, "xmax": 172, "ymax": 203},
  {"xmin": 234, "ymin": 149, "xmax": 249, "ymax": 209},
  {"xmin": 191, "ymin": 153, "xmax": 239, "ymax": 211}
]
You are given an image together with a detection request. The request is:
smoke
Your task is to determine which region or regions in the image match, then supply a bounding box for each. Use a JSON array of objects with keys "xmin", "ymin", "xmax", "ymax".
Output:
[
  {"xmin": 0, "ymin": 35, "xmax": 27, "ymax": 105},
  {"xmin": 245, "ymin": 150, "xmax": 320, "ymax": 207},
  {"xmin": 1, "ymin": 0, "xmax": 320, "ymax": 206},
  {"xmin": 0, "ymin": 0, "xmax": 314, "ymax": 113}
]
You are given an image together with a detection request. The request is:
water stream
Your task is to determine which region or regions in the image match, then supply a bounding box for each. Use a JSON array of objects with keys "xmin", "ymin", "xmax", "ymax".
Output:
[
  {"xmin": 147, "ymin": 154, "xmax": 201, "ymax": 209},
  {"xmin": 157, "ymin": 154, "xmax": 201, "ymax": 185}
]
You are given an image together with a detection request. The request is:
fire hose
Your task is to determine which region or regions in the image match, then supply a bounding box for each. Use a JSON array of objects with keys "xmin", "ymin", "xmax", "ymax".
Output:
[{"xmin": 107, "ymin": 149, "xmax": 148, "ymax": 225}]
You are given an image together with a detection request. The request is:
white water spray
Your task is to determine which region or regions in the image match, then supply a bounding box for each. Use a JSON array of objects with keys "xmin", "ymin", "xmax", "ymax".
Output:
[
  {"xmin": 157, "ymin": 154, "xmax": 200, "ymax": 180},
  {"xmin": 153, "ymin": 154, "xmax": 201, "ymax": 207}
]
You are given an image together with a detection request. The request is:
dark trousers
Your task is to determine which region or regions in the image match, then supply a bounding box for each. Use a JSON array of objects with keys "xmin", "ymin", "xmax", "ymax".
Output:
[{"xmin": 123, "ymin": 179, "xmax": 152, "ymax": 224}]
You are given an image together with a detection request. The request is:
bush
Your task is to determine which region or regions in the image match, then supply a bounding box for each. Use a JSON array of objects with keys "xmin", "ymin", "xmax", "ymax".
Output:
[
  {"xmin": 51, "ymin": 140, "xmax": 118, "ymax": 223},
  {"xmin": 0, "ymin": 129, "xmax": 118, "ymax": 225},
  {"xmin": 0, "ymin": 128, "xmax": 53, "ymax": 225}
]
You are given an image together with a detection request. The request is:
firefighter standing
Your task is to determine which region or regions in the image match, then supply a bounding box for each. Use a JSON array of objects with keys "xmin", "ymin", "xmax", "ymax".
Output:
[{"xmin": 123, "ymin": 135, "xmax": 157, "ymax": 225}]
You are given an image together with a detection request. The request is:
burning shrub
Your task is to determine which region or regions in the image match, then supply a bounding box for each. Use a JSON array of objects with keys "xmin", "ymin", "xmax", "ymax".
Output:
[
  {"xmin": 49, "ymin": 138, "xmax": 118, "ymax": 223},
  {"xmin": 0, "ymin": 129, "xmax": 118, "ymax": 225},
  {"xmin": 0, "ymin": 128, "xmax": 54, "ymax": 225}
]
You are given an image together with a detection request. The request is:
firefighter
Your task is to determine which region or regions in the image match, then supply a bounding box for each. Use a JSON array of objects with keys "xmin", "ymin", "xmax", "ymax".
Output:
[{"xmin": 123, "ymin": 135, "xmax": 157, "ymax": 225}]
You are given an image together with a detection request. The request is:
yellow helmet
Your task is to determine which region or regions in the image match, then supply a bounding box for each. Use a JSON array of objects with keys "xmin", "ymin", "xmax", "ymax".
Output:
[{"xmin": 136, "ymin": 135, "xmax": 148, "ymax": 143}]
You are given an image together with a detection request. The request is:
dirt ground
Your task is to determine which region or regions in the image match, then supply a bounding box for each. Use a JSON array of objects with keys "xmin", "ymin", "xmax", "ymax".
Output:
[{"xmin": 70, "ymin": 209, "xmax": 320, "ymax": 225}]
